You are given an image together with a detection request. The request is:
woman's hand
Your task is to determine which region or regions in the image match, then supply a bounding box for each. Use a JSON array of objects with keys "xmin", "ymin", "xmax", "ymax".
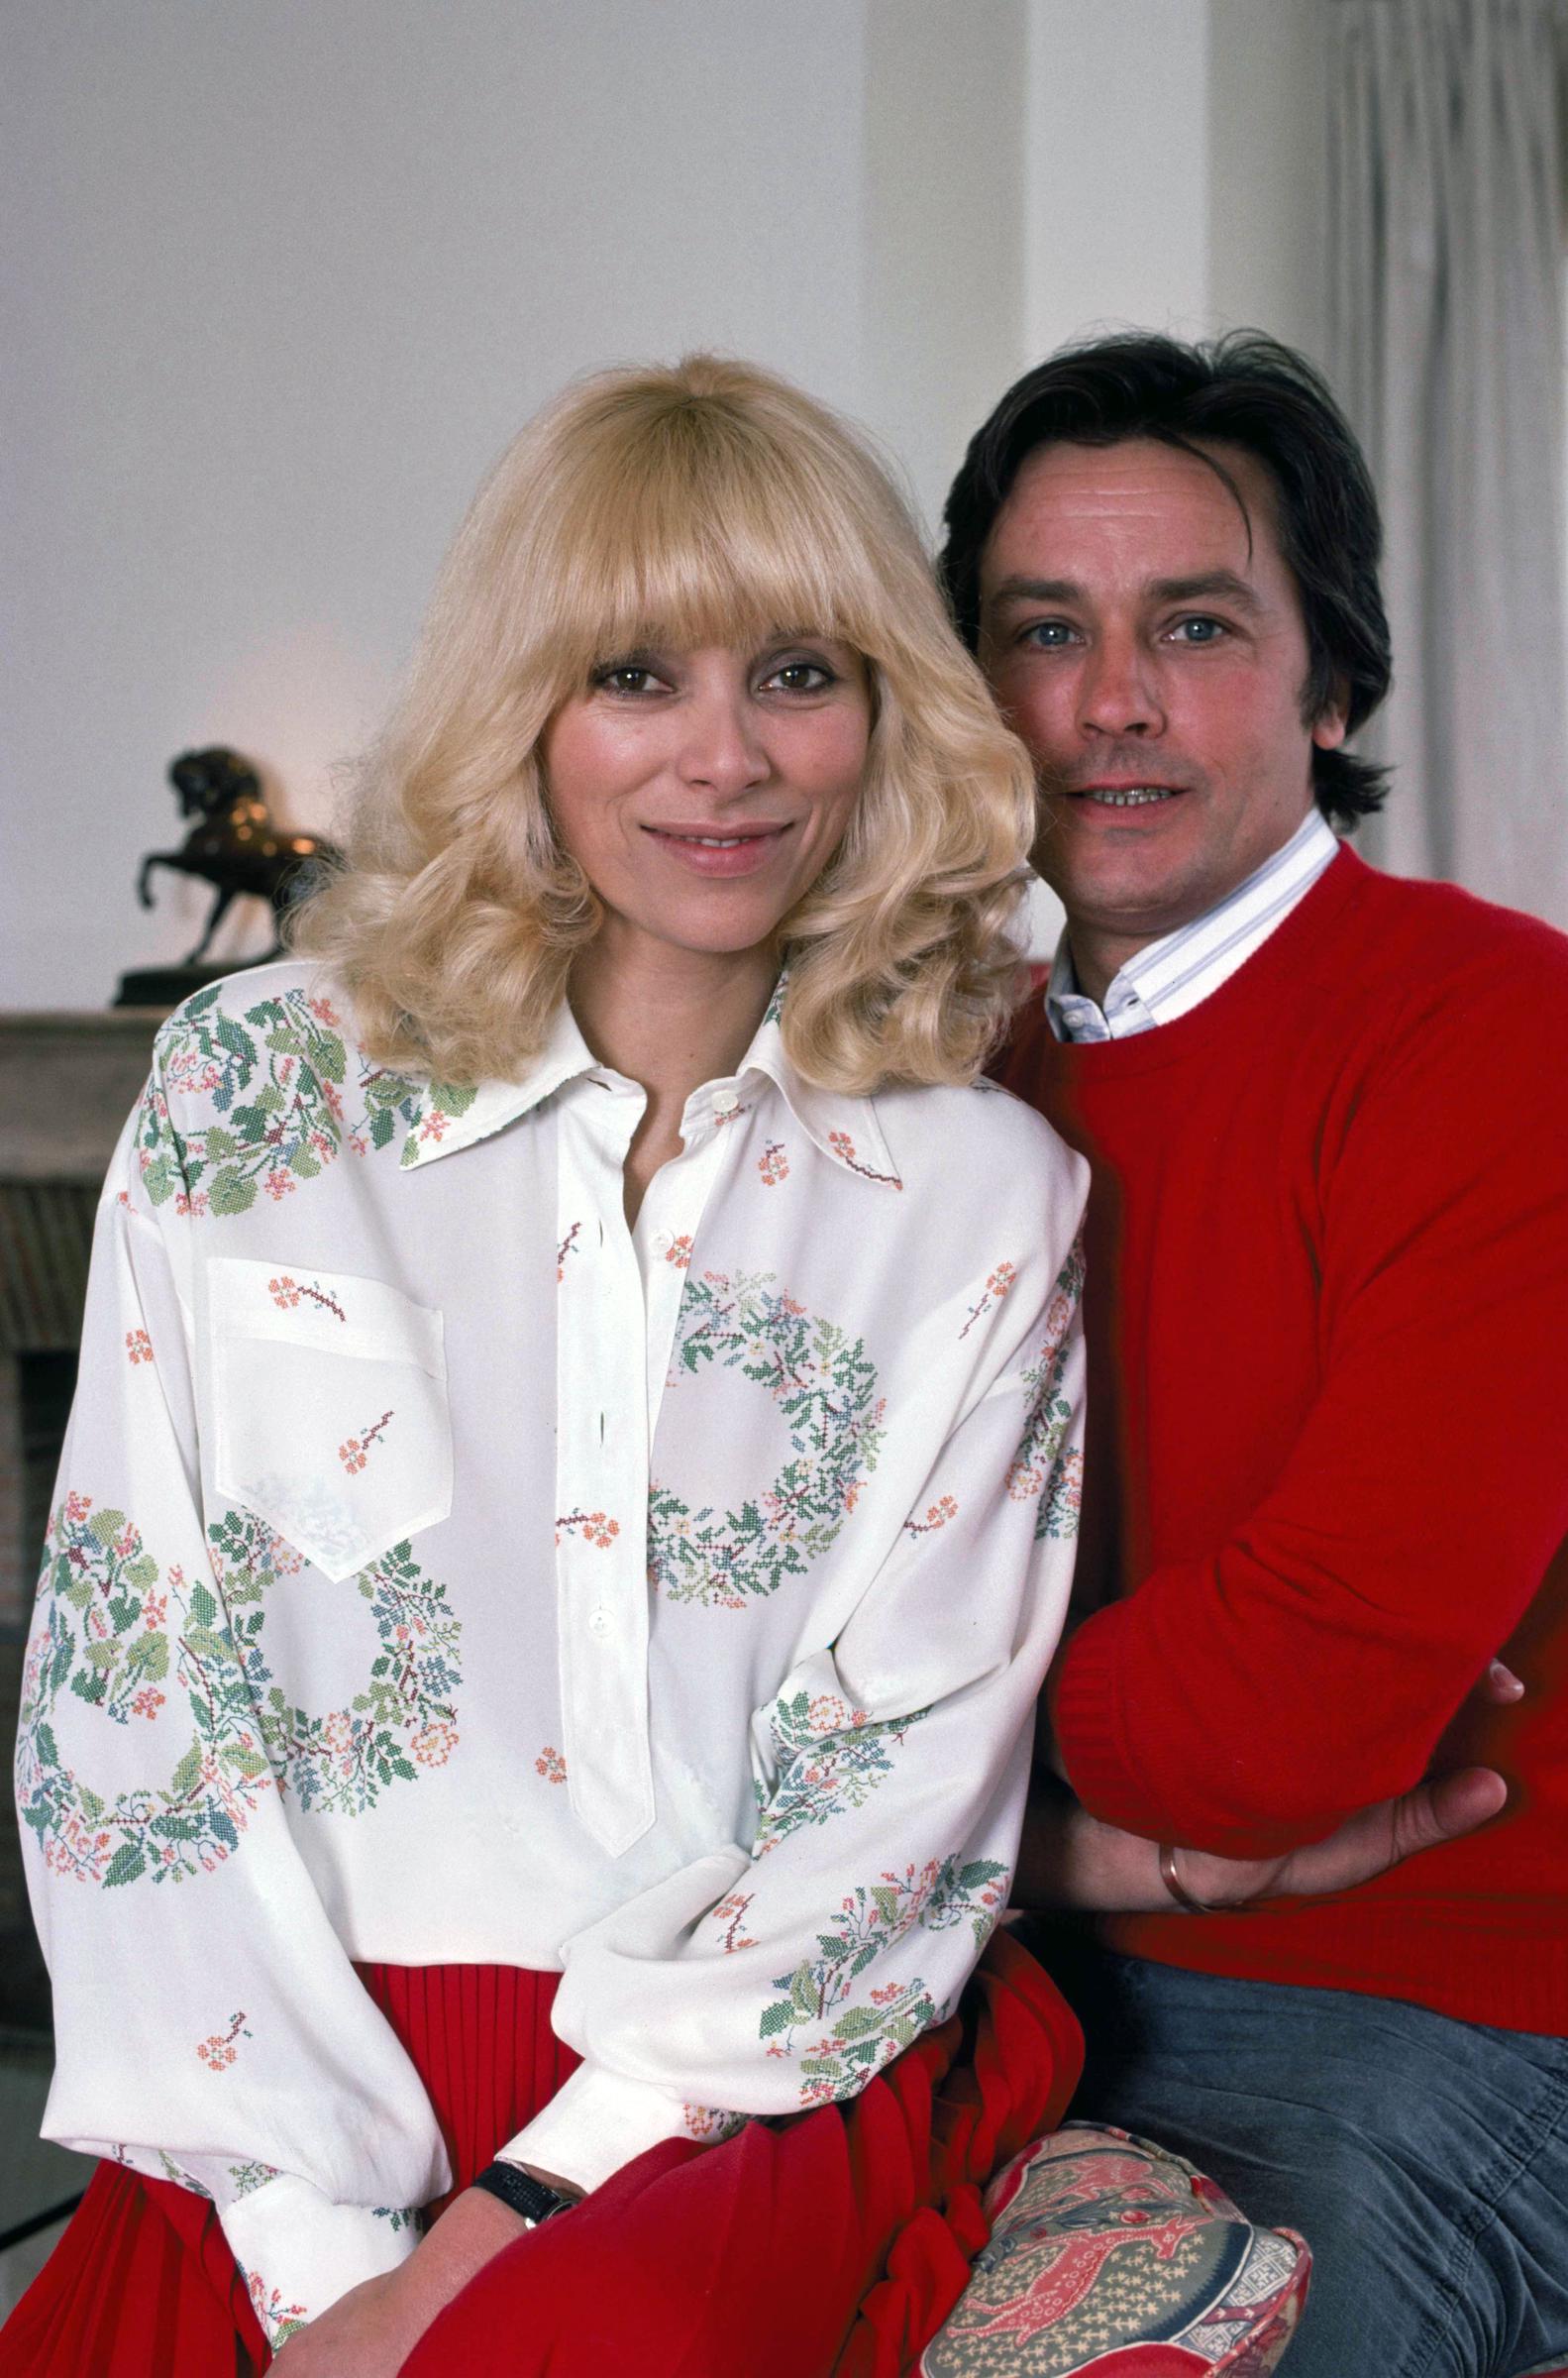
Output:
[{"xmin": 269, "ymin": 2188, "xmax": 528, "ymax": 2376}]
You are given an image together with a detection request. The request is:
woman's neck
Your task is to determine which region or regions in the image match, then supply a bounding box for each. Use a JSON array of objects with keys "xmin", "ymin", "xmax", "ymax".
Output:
[{"xmin": 568, "ymin": 932, "xmax": 780, "ymax": 1225}]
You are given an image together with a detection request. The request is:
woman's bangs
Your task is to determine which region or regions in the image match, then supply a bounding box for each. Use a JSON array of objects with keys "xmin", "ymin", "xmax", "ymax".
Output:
[{"xmin": 544, "ymin": 440, "xmax": 880, "ymax": 683}]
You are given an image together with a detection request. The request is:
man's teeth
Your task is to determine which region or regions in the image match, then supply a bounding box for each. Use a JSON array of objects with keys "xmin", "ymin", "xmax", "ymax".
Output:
[{"xmin": 1081, "ymin": 788, "xmax": 1176, "ymax": 808}]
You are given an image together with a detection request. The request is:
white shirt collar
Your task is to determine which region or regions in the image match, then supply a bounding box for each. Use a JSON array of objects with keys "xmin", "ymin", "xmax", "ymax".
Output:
[{"xmin": 1047, "ymin": 809, "xmax": 1340, "ymax": 1044}]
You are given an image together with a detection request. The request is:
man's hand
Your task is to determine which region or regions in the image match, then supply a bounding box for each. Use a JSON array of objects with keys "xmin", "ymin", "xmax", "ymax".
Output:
[
  {"xmin": 1175, "ymin": 1763, "xmax": 1508, "ymax": 1908},
  {"xmin": 268, "ymin": 2187, "xmax": 529, "ymax": 2377},
  {"xmin": 1019, "ymin": 1657, "xmax": 1519, "ymax": 1913},
  {"xmin": 1017, "ymin": 1764, "xmax": 1509, "ymax": 1914}
]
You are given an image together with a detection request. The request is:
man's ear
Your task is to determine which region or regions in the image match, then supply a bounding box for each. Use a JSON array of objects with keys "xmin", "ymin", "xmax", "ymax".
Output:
[{"xmin": 1311, "ymin": 681, "xmax": 1351, "ymax": 753}]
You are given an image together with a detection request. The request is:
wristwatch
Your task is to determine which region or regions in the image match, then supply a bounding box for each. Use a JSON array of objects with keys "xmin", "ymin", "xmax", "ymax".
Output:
[{"xmin": 470, "ymin": 2159, "xmax": 579, "ymax": 2226}]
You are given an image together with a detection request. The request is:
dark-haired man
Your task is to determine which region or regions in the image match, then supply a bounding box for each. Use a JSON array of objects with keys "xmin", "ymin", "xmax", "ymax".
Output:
[{"xmin": 943, "ymin": 335, "xmax": 1568, "ymax": 2373}]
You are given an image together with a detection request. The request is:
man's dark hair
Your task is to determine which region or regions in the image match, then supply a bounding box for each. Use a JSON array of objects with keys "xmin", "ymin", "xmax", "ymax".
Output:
[{"xmin": 939, "ymin": 330, "xmax": 1392, "ymax": 826}]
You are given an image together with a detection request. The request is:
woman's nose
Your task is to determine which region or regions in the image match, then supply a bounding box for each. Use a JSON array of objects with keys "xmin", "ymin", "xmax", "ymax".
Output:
[{"xmin": 676, "ymin": 688, "xmax": 770, "ymax": 794}]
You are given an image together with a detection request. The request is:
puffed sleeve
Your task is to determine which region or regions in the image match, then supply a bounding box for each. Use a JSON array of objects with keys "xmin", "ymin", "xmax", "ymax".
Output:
[
  {"xmin": 508, "ymin": 1201, "xmax": 1086, "ymax": 2194},
  {"xmin": 14, "ymin": 1089, "xmax": 449, "ymax": 2350}
]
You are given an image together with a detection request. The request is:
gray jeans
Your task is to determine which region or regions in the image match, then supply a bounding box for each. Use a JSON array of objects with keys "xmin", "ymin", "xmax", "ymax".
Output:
[{"xmin": 1017, "ymin": 1934, "xmax": 1568, "ymax": 2378}]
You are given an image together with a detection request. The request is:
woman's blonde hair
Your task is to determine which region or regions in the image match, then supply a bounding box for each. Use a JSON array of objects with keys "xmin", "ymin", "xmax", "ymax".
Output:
[{"xmin": 297, "ymin": 354, "xmax": 1036, "ymax": 1090}]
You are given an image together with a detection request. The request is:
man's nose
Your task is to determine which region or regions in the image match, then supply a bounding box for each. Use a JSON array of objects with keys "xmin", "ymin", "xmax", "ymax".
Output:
[
  {"xmin": 677, "ymin": 688, "xmax": 770, "ymax": 796},
  {"xmin": 1077, "ymin": 633, "xmax": 1164, "ymax": 737}
]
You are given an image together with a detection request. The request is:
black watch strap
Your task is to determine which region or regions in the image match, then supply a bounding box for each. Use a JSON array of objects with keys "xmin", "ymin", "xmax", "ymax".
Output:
[{"xmin": 471, "ymin": 2159, "xmax": 578, "ymax": 2226}]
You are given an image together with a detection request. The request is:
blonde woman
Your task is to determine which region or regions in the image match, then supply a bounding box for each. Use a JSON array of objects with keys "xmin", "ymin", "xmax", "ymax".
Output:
[{"xmin": 8, "ymin": 358, "xmax": 1088, "ymax": 2378}]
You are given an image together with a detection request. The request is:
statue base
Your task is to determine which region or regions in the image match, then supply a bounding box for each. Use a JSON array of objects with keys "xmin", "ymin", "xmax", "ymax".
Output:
[{"xmin": 112, "ymin": 959, "xmax": 270, "ymax": 1012}]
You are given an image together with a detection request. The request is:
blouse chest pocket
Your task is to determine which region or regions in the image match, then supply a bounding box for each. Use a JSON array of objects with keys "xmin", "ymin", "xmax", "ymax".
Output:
[{"xmin": 205, "ymin": 1258, "xmax": 452, "ymax": 1582}]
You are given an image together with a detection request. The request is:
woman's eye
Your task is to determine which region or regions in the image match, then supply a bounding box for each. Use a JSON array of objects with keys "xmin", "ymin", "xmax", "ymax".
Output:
[
  {"xmin": 592, "ymin": 663, "xmax": 663, "ymax": 696},
  {"xmin": 763, "ymin": 660, "xmax": 834, "ymax": 694}
]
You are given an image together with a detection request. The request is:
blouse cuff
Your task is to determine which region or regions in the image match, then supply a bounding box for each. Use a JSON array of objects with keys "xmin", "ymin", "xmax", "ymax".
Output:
[
  {"xmin": 219, "ymin": 2172, "xmax": 417, "ymax": 2348},
  {"xmin": 498, "ymin": 2058, "xmax": 691, "ymax": 2196}
]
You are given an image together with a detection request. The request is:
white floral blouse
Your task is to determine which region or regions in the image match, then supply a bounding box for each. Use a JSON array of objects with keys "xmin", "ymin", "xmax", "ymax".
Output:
[{"xmin": 16, "ymin": 961, "xmax": 1088, "ymax": 2347}]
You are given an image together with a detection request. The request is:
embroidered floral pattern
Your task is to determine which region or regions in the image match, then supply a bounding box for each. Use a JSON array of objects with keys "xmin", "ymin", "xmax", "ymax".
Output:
[
  {"xmin": 903, "ymin": 1496, "xmax": 958, "ymax": 1538},
  {"xmin": 135, "ymin": 982, "xmax": 477, "ymax": 1217},
  {"xmin": 712, "ymin": 1101, "xmax": 749, "ymax": 1130},
  {"xmin": 758, "ymin": 1853, "xmax": 1007, "ymax": 2106},
  {"xmin": 228, "ymin": 2160, "xmax": 278, "ymax": 2199},
  {"xmin": 535, "ymin": 1744, "xmax": 568, "ymax": 1784},
  {"xmin": 959, "ymin": 1261, "xmax": 1017, "ymax": 1341},
  {"xmin": 757, "ymin": 1140, "xmax": 789, "ymax": 1187},
  {"xmin": 750, "ymin": 1690, "xmax": 924, "ymax": 1857},
  {"xmin": 825, "ymin": 1130, "xmax": 903, "ymax": 1191},
  {"xmin": 196, "ymin": 2010, "xmax": 251, "ymax": 2071},
  {"xmin": 555, "ymin": 1510, "xmax": 620, "ymax": 1549},
  {"xmin": 245, "ymin": 2272, "xmax": 309, "ymax": 2348},
  {"xmin": 682, "ymin": 2103, "xmax": 747, "ymax": 2143},
  {"xmin": 339, "ymin": 1410, "xmax": 394, "ymax": 1473},
  {"xmin": 17, "ymin": 1497, "xmax": 274, "ymax": 1887},
  {"xmin": 268, "ymin": 1275, "xmax": 346, "ymax": 1321},
  {"xmin": 665, "ymin": 1236, "xmax": 693, "ymax": 1269},
  {"xmin": 205, "ymin": 1508, "xmax": 464, "ymax": 1817},
  {"xmin": 1007, "ymin": 1231, "xmax": 1086, "ymax": 1542},
  {"xmin": 649, "ymin": 1271, "xmax": 886, "ymax": 1608},
  {"xmin": 710, "ymin": 1890, "xmax": 758, "ymax": 1952},
  {"xmin": 125, "ymin": 1330, "xmax": 154, "ymax": 1366},
  {"xmin": 556, "ymin": 1222, "xmax": 581, "ymax": 1282},
  {"xmin": 372, "ymin": 2204, "xmax": 419, "ymax": 2233}
]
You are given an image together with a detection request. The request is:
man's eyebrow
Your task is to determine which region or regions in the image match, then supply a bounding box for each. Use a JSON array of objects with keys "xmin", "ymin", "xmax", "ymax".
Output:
[
  {"xmin": 1149, "ymin": 570, "xmax": 1264, "ymax": 613},
  {"xmin": 984, "ymin": 570, "xmax": 1265, "ymax": 614},
  {"xmin": 985, "ymin": 577, "xmax": 1081, "ymax": 608}
]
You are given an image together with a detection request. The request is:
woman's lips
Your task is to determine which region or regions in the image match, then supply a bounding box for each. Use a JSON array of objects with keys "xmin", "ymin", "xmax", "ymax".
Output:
[{"xmin": 641, "ymin": 823, "xmax": 793, "ymax": 877}]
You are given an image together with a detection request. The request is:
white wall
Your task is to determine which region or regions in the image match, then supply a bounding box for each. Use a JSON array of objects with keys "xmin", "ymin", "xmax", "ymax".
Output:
[
  {"xmin": 1023, "ymin": 0, "xmax": 1327, "ymax": 363},
  {"xmin": 4, "ymin": 0, "xmax": 1332, "ymax": 1012}
]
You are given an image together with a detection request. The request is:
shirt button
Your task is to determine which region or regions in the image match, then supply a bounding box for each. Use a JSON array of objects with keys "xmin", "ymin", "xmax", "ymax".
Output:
[
  {"xmin": 653, "ymin": 1232, "xmax": 672, "ymax": 1255},
  {"xmin": 587, "ymin": 1609, "xmax": 611, "ymax": 1640}
]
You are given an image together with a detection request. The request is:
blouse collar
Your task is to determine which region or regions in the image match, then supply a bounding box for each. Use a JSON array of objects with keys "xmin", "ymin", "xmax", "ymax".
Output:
[{"xmin": 396, "ymin": 978, "xmax": 903, "ymax": 1193}]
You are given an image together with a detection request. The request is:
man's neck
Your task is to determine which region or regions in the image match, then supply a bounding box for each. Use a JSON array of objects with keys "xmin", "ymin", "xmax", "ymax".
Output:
[
  {"xmin": 1063, "ymin": 926, "xmax": 1150, "ymax": 1010},
  {"xmin": 1062, "ymin": 811, "xmax": 1323, "ymax": 1010}
]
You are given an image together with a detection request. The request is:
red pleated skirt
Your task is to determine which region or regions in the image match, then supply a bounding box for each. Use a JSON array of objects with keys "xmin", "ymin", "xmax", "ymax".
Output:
[{"xmin": 0, "ymin": 1931, "xmax": 1081, "ymax": 2378}]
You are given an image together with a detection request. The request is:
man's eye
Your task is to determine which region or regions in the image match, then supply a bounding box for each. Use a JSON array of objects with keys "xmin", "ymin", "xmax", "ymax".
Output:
[
  {"xmin": 1169, "ymin": 616, "xmax": 1227, "ymax": 645},
  {"xmin": 1020, "ymin": 621, "xmax": 1076, "ymax": 650},
  {"xmin": 763, "ymin": 660, "xmax": 834, "ymax": 693}
]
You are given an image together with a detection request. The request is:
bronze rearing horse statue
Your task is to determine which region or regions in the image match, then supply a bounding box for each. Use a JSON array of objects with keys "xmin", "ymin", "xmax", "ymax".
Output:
[{"xmin": 138, "ymin": 747, "xmax": 342, "ymax": 964}]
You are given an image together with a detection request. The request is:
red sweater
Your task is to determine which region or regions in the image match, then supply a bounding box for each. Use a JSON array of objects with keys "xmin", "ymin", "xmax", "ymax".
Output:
[{"xmin": 1001, "ymin": 846, "xmax": 1568, "ymax": 2033}]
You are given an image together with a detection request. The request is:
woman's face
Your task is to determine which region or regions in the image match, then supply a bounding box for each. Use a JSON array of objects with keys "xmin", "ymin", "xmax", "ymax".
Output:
[{"xmin": 541, "ymin": 635, "xmax": 872, "ymax": 968}]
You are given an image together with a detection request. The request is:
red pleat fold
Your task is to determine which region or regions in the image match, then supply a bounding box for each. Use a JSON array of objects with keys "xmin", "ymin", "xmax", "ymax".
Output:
[
  {"xmin": 0, "ymin": 1932, "xmax": 1080, "ymax": 2378},
  {"xmin": 400, "ymin": 1928, "xmax": 1083, "ymax": 2378}
]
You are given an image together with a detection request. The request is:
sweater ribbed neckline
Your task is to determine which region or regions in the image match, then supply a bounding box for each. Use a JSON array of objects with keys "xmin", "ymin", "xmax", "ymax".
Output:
[{"xmin": 1035, "ymin": 842, "xmax": 1368, "ymax": 1079}]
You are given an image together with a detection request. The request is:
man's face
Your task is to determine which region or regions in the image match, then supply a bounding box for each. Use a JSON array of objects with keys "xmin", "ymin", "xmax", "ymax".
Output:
[{"xmin": 978, "ymin": 437, "xmax": 1346, "ymax": 968}]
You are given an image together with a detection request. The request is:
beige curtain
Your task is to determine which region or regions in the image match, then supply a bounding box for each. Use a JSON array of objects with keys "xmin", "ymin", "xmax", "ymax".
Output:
[{"xmin": 1327, "ymin": 0, "xmax": 1568, "ymax": 924}]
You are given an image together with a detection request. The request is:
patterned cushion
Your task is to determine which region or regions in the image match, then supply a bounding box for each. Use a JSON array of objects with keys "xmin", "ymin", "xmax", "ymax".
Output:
[{"xmin": 921, "ymin": 2122, "xmax": 1310, "ymax": 2376}]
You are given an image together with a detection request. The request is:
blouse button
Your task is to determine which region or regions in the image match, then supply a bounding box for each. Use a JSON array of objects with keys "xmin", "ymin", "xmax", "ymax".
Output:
[{"xmin": 587, "ymin": 1608, "xmax": 612, "ymax": 1640}]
